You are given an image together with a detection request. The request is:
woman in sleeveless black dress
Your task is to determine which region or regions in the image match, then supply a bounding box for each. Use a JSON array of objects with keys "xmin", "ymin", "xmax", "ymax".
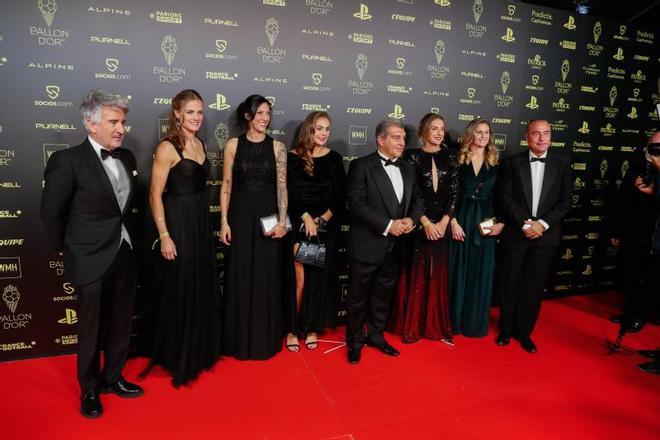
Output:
[
  {"xmin": 142, "ymin": 90, "xmax": 221, "ymax": 387},
  {"xmin": 220, "ymin": 95, "xmax": 289, "ymax": 360}
]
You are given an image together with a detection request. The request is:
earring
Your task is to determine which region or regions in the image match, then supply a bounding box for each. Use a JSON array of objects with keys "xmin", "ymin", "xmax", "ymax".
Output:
[{"xmin": 175, "ymin": 117, "xmax": 181, "ymax": 129}]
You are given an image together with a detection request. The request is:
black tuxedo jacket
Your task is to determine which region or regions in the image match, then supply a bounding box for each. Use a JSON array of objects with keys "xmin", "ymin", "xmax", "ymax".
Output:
[
  {"xmin": 41, "ymin": 139, "xmax": 139, "ymax": 285},
  {"xmin": 346, "ymin": 152, "xmax": 423, "ymax": 264},
  {"xmin": 498, "ymin": 149, "xmax": 572, "ymax": 249}
]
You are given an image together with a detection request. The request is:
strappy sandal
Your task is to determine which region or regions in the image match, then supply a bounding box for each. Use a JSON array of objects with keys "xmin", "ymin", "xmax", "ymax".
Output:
[
  {"xmin": 305, "ymin": 334, "xmax": 318, "ymax": 350},
  {"xmin": 286, "ymin": 334, "xmax": 300, "ymax": 352}
]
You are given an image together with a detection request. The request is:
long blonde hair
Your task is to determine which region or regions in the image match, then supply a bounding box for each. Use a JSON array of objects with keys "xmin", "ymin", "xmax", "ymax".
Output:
[{"xmin": 458, "ymin": 118, "xmax": 499, "ymax": 167}]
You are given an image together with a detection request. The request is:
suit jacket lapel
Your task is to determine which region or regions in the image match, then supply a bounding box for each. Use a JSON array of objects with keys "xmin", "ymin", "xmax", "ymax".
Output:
[
  {"xmin": 538, "ymin": 151, "xmax": 558, "ymax": 212},
  {"xmin": 367, "ymin": 153, "xmax": 399, "ymax": 218},
  {"xmin": 117, "ymin": 149, "xmax": 135, "ymax": 215},
  {"xmin": 82, "ymin": 141, "xmax": 121, "ymax": 213},
  {"xmin": 519, "ymin": 153, "xmax": 533, "ymax": 215}
]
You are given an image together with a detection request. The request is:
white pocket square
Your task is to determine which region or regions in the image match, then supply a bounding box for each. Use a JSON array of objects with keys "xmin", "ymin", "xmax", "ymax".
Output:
[{"xmin": 132, "ymin": 170, "xmax": 138, "ymax": 176}]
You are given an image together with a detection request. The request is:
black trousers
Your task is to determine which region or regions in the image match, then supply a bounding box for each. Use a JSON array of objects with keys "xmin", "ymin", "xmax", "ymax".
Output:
[
  {"xmin": 498, "ymin": 242, "xmax": 557, "ymax": 338},
  {"xmin": 620, "ymin": 241, "xmax": 652, "ymax": 321},
  {"xmin": 346, "ymin": 251, "xmax": 399, "ymax": 348},
  {"xmin": 76, "ymin": 241, "xmax": 136, "ymax": 395},
  {"xmin": 639, "ymin": 254, "xmax": 660, "ymax": 320}
]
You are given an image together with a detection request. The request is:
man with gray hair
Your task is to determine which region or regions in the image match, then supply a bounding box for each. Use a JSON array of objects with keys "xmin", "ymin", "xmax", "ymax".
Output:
[
  {"xmin": 41, "ymin": 89, "xmax": 143, "ymax": 418},
  {"xmin": 345, "ymin": 119, "xmax": 423, "ymax": 364}
]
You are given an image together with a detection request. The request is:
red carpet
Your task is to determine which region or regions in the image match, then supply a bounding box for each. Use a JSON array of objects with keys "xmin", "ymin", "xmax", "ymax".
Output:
[{"xmin": 1, "ymin": 292, "xmax": 659, "ymax": 439}]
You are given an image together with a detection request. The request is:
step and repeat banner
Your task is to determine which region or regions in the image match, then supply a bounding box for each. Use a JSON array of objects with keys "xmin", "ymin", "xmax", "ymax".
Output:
[{"xmin": 0, "ymin": 0, "xmax": 658, "ymax": 361}]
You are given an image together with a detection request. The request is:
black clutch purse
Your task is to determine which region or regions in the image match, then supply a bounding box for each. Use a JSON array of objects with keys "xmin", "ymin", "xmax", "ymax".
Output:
[{"xmin": 295, "ymin": 236, "xmax": 326, "ymax": 267}]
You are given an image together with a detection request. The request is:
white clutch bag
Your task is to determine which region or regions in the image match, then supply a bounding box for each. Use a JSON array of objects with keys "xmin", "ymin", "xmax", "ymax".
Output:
[
  {"xmin": 259, "ymin": 214, "xmax": 292, "ymax": 235},
  {"xmin": 478, "ymin": 217, "xmax": 496, "ymax": 236}
]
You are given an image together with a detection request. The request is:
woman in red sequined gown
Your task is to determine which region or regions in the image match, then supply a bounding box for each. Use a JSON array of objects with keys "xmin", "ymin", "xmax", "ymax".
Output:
[{"xmin": 388, "ymin": 113, "xmax": 459, "ymax": 344}]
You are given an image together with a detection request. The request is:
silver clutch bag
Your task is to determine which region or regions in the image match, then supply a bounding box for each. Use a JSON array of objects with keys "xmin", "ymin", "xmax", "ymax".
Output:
[{"xmin": 259, "ymin": 214, "xmax": 292, "ymax": 235}]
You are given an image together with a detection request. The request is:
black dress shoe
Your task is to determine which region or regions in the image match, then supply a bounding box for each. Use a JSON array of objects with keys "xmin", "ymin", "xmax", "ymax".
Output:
[
  {"xmin": 519, "ymin": 337, "xmax": 537, "ymax": 353},
  {"xmin": 80, "ymin": 391, "xmax": 103, "ymax": 419},
  {"xmin": 638, "ymin": 349, "xmax": 660, "ymax": 359},
  {"xmin": 99, "ymin": 378, "xmax": 144, "ymax": 398},
  {"xmin": 637, "ymin": 360, "xmax": 660, "ymax": 375},
  {"xmin": 495, "ymin": 334, "xmax": 510, "ymax": 346},
  {"xmin": 347, "ymin": 346, "xmax": 362, "ymax": 364},
  {"xmin": 366, "ymin": 340, "xmax": 400, "ymax": 356}
]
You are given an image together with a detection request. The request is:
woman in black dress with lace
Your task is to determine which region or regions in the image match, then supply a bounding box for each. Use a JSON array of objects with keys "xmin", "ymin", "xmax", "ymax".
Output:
[
  {"xmin": 389, "ymin": 113, "xmax": 458, "ymax": 344},
  {"xmin": 220, "ymin": 95, "xmax": 288, "ymax": 360},
  {"xmin": 143, "ymin": 89, "xmax": 221, "ymax": 386},
  {"xmin": 285, "ymin": 111, "xmax": 345, "ymax": 351}
]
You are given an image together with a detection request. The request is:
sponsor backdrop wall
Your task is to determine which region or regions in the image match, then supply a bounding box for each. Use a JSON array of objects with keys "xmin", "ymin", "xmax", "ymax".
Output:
[{"xmin": 0, "ymin": 0, "xmax": 658, "ymax": 361}]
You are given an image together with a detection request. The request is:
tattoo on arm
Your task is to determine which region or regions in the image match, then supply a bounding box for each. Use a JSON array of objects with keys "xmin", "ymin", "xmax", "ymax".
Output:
[
  {"xmin": 220, "ymin": 177, "xmax": 232, "ymax": 220},
  {"xmin": 275, "ymin": 142, "xmax": 288, "ymax": 224}
]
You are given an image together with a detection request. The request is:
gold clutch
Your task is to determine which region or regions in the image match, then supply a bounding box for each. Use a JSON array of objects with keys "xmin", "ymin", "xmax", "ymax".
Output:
[{"xmin": 478, "ymin": 217, "xmax": 496, "ymax": 236}]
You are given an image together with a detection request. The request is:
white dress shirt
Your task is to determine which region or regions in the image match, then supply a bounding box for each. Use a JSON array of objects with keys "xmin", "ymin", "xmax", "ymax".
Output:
[
  {"xmin": 89, "ymin": 136, "xmax": 120, "ymax": 179},
  {"xmin": 527, "ymin": 150, "xmax": 549, "ymax": 231}
]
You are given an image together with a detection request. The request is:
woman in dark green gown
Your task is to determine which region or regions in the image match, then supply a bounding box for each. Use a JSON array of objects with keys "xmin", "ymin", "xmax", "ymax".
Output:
[{"xmin": 449, "ymin": 119, "xmax": 504, "ymax": 337}]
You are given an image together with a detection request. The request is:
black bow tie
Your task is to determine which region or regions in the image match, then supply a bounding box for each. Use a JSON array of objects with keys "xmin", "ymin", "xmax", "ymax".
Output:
[
  {"xmin": 101, "ymin": 148, "xmax": 121, "ymax": 160},
  {"xmin": 530, "ymin": 157, "xmax": 546, "ymax": 163},
  {"xmin": 380, "ymin": 157, "xmax": 400, "ymax": 167}
]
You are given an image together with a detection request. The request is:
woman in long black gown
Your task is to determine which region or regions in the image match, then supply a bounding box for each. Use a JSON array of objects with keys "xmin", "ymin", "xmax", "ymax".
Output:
[
  {"xmin": 220, "ymin": 95, "xmax": 288, "ymax": 360},
  {"xmin": 143, "ymin": 89, "xmax": 221, "ymax": 387},
  {"xmin": 285, "ymin": 111, "xmax": 345, "ymax": 351}
]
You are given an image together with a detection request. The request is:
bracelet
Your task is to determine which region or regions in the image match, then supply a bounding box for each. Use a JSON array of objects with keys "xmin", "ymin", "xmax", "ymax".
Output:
[
  {"xmin": 422, "ymin": 220, "xmax": 433, "ymax": 227},
  {"xmin": 155, "ymin": 216, "xmax": 164, "ymax": 222},
  {"xmin": 159, "ymin": 232, "xmax": 170, "ymax": 239}
]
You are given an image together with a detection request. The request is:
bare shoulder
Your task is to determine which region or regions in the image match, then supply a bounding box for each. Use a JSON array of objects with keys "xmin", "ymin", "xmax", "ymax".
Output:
[
  {"xmin": 223, "ymin": 137, "xmax": 238, "ymax": 158},
  {"xmin": 154, "ymin": 140, "xmax": 179, "ymax": 161},
  {"xmin": 155, "ymin": 139, "xmax": 175, "ymax": 153},
  {"xmin": 224, "ymin": 137, "xmax": 238, "ymax": 151}
]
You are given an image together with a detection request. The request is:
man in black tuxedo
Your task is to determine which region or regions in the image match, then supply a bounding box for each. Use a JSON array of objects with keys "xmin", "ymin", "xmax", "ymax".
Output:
[
  {"xmin": 345, "ymin": 119, "xmax": 423, "ymax": 364},
  {"xmin": 41, "ymin": 89, "xmax": 143, "ymax": 418},
  {"xmin": 496, "ymin": 119, "xmax": 572, "ymax": 353},
  {"xmin": 607, "ymin": 133, "xmax": 660, "ymax": 332}
]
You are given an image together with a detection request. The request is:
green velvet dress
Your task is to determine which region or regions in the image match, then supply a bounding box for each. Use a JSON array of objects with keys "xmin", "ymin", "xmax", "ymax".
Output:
[{"xmin": 449, "ymin": 163, "xmax": 498, "ymax": 337}]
